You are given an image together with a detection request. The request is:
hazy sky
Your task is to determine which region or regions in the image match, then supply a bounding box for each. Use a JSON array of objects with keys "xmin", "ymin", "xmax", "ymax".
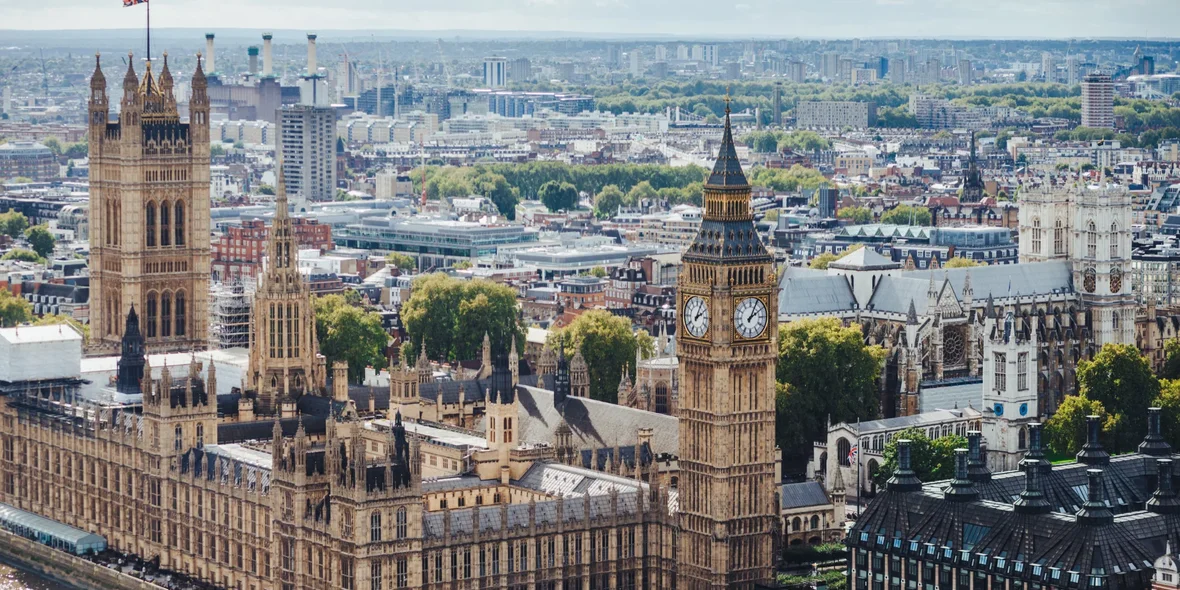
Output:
[{"xmin": 3, "ymin": 0, "xmax": 1178, "ymax": 38}]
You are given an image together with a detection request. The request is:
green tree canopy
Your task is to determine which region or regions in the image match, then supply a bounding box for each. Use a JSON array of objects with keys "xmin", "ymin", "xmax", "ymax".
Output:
[
  {"xmin": 1, "ymin": 249, "xmax": 45, "ymax": 264},
  {"xmin": 400, "ymin": 273, "xmax": 523, "ymax": 363},
  {"xmin": 593, "ymin": 185, "xmax": 627, "ymax": 219},
  {"xmin": 0, "ymin": 289, "xmax": 33, "ymax": 327},
  {"xmin": 312, "ymin": 294, "xmax": 389, "ymax": 383},
  {"xmin": 1077, "ymin": 343, "xmax": 1160, "ymax": 452},
  {"xmin": 258, "ymin": 184, "xmax": 275, "ymax": 196},
  {"xmin": 776, "ymin": 317, "xmax": 885, "ymax": 463},
  {"xmin": 944, "ymin": 257, "xmax": 981, "ymax": 269},
  {"xmin": 1044, "ymin": 396, "xmax": 1115, "ymax": 458},
  {"xmin": 871, "ymin": 427, "xmax": 968, "ymax": 487},
  {"xmin": 0, "ymin": 211, "xmax": 29, "ymax": 238},
  {"xmin": 626, "ymin": 180, "xmax": 659, "ymax": 205},
  {"xmin": 1160, "ymin": 339, "xmax": 1180, "ymax": 380},
  {"xmin": 24, "ymin": 225, "xmax": 55, "ymax": 259},
  {"xmin": 836, "ymin": 206, "xmax": 872, "ymax": 224},
  {"xmin": 384, "ymin": 252, "xmax": 417, "ymax": 271},
  {"xmin": 880, "ymin": 204, "xmax": 932, "ymax": 226},
  {"xmin": 538, "ymin": 180, "xmax": 579, "ymax": 212},
  {"xmin": 547, "ymin": 309, "xmax": 654, "ymax": 403},
  {"xmin": 34, "ymin": 313, "xmax": 88, "ymax": 340},
  {"xmin": 808, "ymin": 245, "xmax": 863, "ymax": 270}
]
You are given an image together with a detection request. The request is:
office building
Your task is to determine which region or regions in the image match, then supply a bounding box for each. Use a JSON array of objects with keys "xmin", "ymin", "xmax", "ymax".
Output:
[
  {"xmin": 0, "ymin": 141, "xmax": 57, "ymax": 181},
  {"xmin": 1082, "ymin": 73, "xmax": 1115, "ymax": 128},
  {"xmin": 87, "ymin": 54, "xmax": 211, "ymax": 355},
  {"xmin": 787, "ymin": 61, "xmax": 806, "ymax": 83},
  {"xmin": 508, "ymin": 57, "xmax": 531, "ymax": 82},
  {"xmin": 279, "ymin": 104, "xmax": 337, "ymax": 202},
  {"xmin": 796, "ymin": 101, "xmax": 877, "ymax": 128},
  {"xmin": 483, "ymin": 57, "xmax": 507, "ymax": 88}
]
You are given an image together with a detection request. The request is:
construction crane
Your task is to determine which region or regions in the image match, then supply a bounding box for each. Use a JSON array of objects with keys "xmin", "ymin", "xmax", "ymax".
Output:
[
  {"xmin": 436, "ymin": 38, "xmax": 452, "ymax": 86},
  {"xmin": 38, "ymin": 49, "xmax": 48, "ymax": 101}
]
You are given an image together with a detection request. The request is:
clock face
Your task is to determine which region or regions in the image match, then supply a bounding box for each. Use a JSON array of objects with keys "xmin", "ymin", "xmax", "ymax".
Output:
[
  {"xmin": 1083, "ymin": 267, "xmax": 1097, "ymax": 293},
  {"xmin": 683, "ymin": 296, "xmax": 709, "ymax": 338},
  {"xmin": 734, "ymin": 297, "xmax": 768, "ymax": 339},
  {"xmin": 1110, "ymin": 267, "xmax": 1123, "ymax": 293}
]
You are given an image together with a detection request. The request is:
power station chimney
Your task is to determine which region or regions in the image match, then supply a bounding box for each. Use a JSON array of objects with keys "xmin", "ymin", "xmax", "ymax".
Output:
[
  {"xmin": 262, "ymin": 33, "xmax": 274, "ymax": 77},
  {"xmin": 248, "ymin": 46, "xmax": 259, "ymax": 76},
  {"xmin": 306, "ymin": 33, "xmax": 318, "ymax": 76},
  {"xmin": 205, "ymin": 33, "xmax": 216, "ymax": 75}
]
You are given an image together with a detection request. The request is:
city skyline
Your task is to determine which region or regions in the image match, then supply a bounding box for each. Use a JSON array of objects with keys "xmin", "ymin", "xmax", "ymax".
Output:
[{"xmin": 1, "ymin": 0, "xmax": 1179, "ymax": 39}]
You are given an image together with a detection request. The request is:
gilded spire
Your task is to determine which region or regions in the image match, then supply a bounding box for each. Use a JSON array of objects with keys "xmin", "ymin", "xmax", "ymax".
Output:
[
  {"xmin": 706, "ymin": 97, "xmax": 748, "ymax": 188},
  {"xmin": 122, "ymin": 52, "xmax": 138, "ymax": 91},
  {"xmin": 90, "ymin": 53, "xmax": 106, "ymax": 92}
]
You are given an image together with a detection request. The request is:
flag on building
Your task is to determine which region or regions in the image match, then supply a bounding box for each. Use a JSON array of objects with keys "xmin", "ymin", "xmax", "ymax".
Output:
[
  {"xmin": 848, "ymin": 444, "xmax": 859, "ymax": 465},
  {"xmin": 123, "ymin": 0, "xmax": 147, "ymax": 6}
]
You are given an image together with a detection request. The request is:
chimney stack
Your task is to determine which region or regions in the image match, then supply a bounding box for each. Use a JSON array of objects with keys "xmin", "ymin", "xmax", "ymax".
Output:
[
  {"xmin": 205, "ymin": 33, "xmax": 216, "ymax": 75},
  {"xmin": 966, "ymin": 431, "xmax": 992, "ymax": 482},
  {"xmin": 1021, "ymin": 423, "xmax": 1051, "ymax": 474},
  {"xmin": 262, "ymin": 33, "xmax": 274, "ymax": 77},
  {"xmin": 248, "ymin": 46, "xmax": 259, "ymax": 76},
  {"xmin": 1076, "ymin": 415, "xmax": 1110, "ymax": 465},
  {"xmin": 886, "ymin": 439, "xmax": 923, "ymax": 492},
  {"xmin": 1148, "ymin": 458, "xmax": 1180, "ymax": 514},
  {"xmin": 1012, "ymin": 458, "xmax": 1052, "ymax": 514},
  {"xmin": 1075, "ymin": 469, "xmax": 1114, "ymax": 525},
  {"xmin": 1140, "ymin": 407, "xmax": 1172, "ymax": 456},
  {"xmin": 306, "ymin": 33, "xmax": 318, "ymax": 76},
  {"xmin": 943, "ymin": 448, "xmax": 978, "ymax": 502}
]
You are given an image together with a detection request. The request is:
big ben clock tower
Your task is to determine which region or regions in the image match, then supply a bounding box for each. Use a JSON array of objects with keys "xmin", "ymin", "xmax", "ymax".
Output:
[{"xmin": 676, "ymin": 102, "xmax": 779, "ymax": 590}]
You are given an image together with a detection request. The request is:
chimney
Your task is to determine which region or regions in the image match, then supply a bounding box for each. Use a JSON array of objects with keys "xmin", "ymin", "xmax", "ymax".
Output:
[
  {"xmin": 248, "ymin": 46, "xmax": 259, "ymax": 76},
  {"xmin": 1020, "ymin": 423, "xmax": 1052, "ymax": 474},
  {"xmin": 1076, "ymin": 415, "xmax": 1110, "ymax": 465},
  {"xmin": 205, "ymin": 33, "xmax": 216, "ymax": 75},
  {"xmin": 886, "ymin": 439, "xmax": 923, "ymax": 492},
  {"xmin": 1012, "ymin": 458, "xmax": 1052, "ymax": 515},
  {"xmin": 966, "ymin": 431, "xmax": 992, "ymax": 482},
  {"xmin": 943, "ymin": 448, "xmax": 978, "ymax": 502},
  {"xmin": 262, "ymin": 33, "xmax": 274, "ymax": 77},
  {"xmin": 1075, "ymin": 469, "xmax": 1114, "ymax": 525},
  {"xmin": 1148, "ymin": 458, "xmax": 1180, "ymax": 514},
  {"xmin": 306, "ymin": 33, "xmax": 318, "ymax": 76},
  {"xmin": 1140, "ymin": 407, "xmax": 1172, "ymax": 456}
]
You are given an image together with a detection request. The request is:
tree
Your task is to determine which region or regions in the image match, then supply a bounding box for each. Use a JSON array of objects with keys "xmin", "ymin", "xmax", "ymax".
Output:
[
  {"xmin": 1044, "ymin": 396, "xmax": 1115, "ymax": 457},
  {"xmin": 593, "ymin": 185, "xmax": 627, "ymax": 219},
  {"xmin": 547, "ymin": 309, "xmax": 654, "ymax": 403},
  {"xmin": 41, "ymin": 137, "xmax": 62, "ymax": 156},
  {"xmin": 0, "ymin": 289, "xmax": 32, "ymax": 327},
  {"xmin": 809, "ymin": 245, "xmax": 863, "ymax": 270},
  {"xmin": 538, "ymin": 180, "xmax": 579, "ymax": 212},
  {"xmin": 312, "ymin": 294, "xmax": 389, "ymax": 383},
  {"xmin": 776, "ymin": 317, "xmax": 885, "ymax": 463},
  {"xmin": 1, "ymin": 249, "xmax": 45, "ymax": 264},
  {"xmin": 34, "ymin": 313, "xmax": 88, "ymax": 341},
  {"xmin": 836, "ymin": 207, "xmax": 872, "ymax": 224},
  {"xmin": 210, "ymin": 143, "xmax": 227, "ymax": 158},
  {"xmin": 626, "ymin": 180, "xmax": 658, "ymax": 205},
  {"xmin": 944, "ymin": 257, "xmax": 981, "ymax": 269},
  {"xmin": 871, "ymin": 427, "xmax": 968, "ymax": 487},
  {"xmin": 1077, "ymin": 343, "xmax": 1160, "ymax": 452},
  {"xmin": 472, "ymin": 169, "xmax": 520, "ymax": 220},
  {"xmin": 1155, "ymin": 379, "xmax": 1180, "ymax": 449},
  {"xmin": 588, "ymin": 266, "xmax": 608, "ymax": 278},
  {"xmin": 384, "ymin": 253, "xmax": 417, "ymax": 271},
  {"xmin": 24, "ymin": 225, "xmax": 55, "ymax": 258},
  {"xmin": 63, "ymin": 142, "xmax": 88, "ymax": 159},
  {"xmin": 400, "ymin": 274, "xmax": 523, "ymax": 363},
  {"xmin": 258, "ymin": 184, "xmax": 275, "ymax": 196},
  {"xmin": 452, "ymin": 260, "xmax": 473, "ymax": 270},
  {"xmin": 0, "ymin": 211, "xmax": 29, "ymax": 238},
  {"xmin": 880, "ymin": 204, "xmax": 932, "ymax": 226},
  {"xmin": 1160, "ymin": 339, "xmax": 1180, "ymax": 380}
]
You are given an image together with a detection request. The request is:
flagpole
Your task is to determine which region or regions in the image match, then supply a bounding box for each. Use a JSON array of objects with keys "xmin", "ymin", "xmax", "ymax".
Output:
[{"xmin": 146, "ymin": 1, "xmax": 150, "ymax": 62}]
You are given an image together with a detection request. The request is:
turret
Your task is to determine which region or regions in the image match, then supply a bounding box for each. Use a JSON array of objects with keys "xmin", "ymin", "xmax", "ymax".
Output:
[
  {"xmin": 1147, "ymin": 459, "xmax": 1180, "ymax": 515},
  {"xmin": 886, "ymin": 439, "xmax": 922, "ymax": 492},
  {"xmin": 509, "ymin": 334, "xmax": 519, "ymax": 386},
  {"xmin": 1075, "ymin": 469, "xmax": 1114, "ymax": 526},
  {"xmin": 117, "ymin": 306, "xmax": 147, "ymax": 394},
  {"xmin": 1076, "ymin": 415, "xmax": 1110, "ymax": 465},
  {"xmin": 570, "ymin": 349, "xmax": 589, "ymax": 398},
  {"xmin": 189, "ymin": 53, "xmax": 210, "ymax": 140},
  {"xmin": 943, "ymin": 448, "xmax": 978, "ymax": 502},
  {"xmin": 1140, "ymin": 407, "xmax": 1172, "ymax": 456},
  {"xmin": 332, "ymin": 361, "xmax": 349, "ymax": 403},
  {"xmin": 88, "ymin": 53, "xmax": 108, "ymax": 130}
]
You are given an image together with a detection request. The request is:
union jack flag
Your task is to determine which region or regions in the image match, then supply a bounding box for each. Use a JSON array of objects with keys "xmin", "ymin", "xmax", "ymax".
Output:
[
  {"xmin": 123, "ymin": 0, "xmax": 147, "ymax": 6},
  {"xmin": 848, "ymin": 444, "xmax": 859, "ymax": 464}
]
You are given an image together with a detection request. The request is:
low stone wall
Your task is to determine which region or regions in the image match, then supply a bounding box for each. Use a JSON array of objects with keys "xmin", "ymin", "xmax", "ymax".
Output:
[{"xmin": 0, "ymin": 529, "xmax": 162, "ymax": 590}]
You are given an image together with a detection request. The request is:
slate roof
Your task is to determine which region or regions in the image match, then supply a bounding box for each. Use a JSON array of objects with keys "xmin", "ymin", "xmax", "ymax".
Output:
[
  {"xmin": 781, "ymin": 481, "xmax": 832, "ymax": 510},
  {"xmin": 779, "ymin": 274, "xmax": 858, "ymax": 315},
  {"xmin": 217, "ymin": 415, "xmax": 326, "ymax": 443},
  {"xmin": 706, "ymin": 111, "xmax": 748, "ymax": 187},
  {"xmin": 829, "ymin": 247, "xmax": 902, "ymax": 271},
  {"xmin": 515, "ymin": 384, "xmax": 678, "ymax": 456},
  {"xmin": 919, "ymin": 379, "xmax": 984, "ymax": 413},
  {"xmin": 866, "ymin": 275, "xmax": 936, "ymax": 315},
  {"xmin": 845, "ymin": 409, "xmax": 979, "ymax": 434},
  {"xmin": 421, "ymin": 373, "xmax": 544, "ymax": 405},
  {"xmin": 907, "ymin": 260, "xmax": 1074, "ymax": 303}
]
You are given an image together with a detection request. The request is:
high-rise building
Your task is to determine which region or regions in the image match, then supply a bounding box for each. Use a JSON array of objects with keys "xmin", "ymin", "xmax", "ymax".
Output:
[
  {"xmin": 606, "ymin": 44, "xmax": 622, "ymax": 68},
  {"xmin": 889, "ymin": 58, "xmax": 907, "ymax": 85},
  {"xmin": 797, "ymin": 100, "xmax": 877, "ymax": 128},
  {"xmin": 508, "ymin": 57, "xmax": 531, "ymax": 82},
  {"xmin": 629, "ymin": 51, "xmax": 642, "ymax": 77},
  {"xmin": 655, "ymin": 45, "xmax": 668, "ymax": 61},
  {"xmin": 245, "ymin": 166, "xmax": 327, "ymax": 413},
  {"xmin": 958, "ymin": 58, "xmax": 973, "ymax": 85},
  {"xmin": 482, "ymin": 56, "xmax": 507, "ymax": 88},
  {"xmin": 676, "ymin": 106, "xmax": 779, "ymax": 588},
  {"xmin": 677, "ymin": 44, "xmax": 690, "ymax": 60},
  {"xmin": 87, "ymin": 53, "xmax": 211, "ymax": 354},
  {"xmin": 821, "ymin": 52, "xmax": 841, "ymax": 80},
  {"xmin": 701, "ymin": 44, "xmax": 719, "ymax": 67},
  {"xmin": 279, "ymin": 104, "xmax": 337, "ymax": 202},
  {"xmin": 1066, "ymin": 55, "xmax": 1080, "ymax": 86},
  {"xmin": 1041, "ymin": 52, "xmax": 1056, "ymax": 82},
  {"xmin": 787, "ymin": 60, "xmax": 806, "ymax": 83},
  {"xmin": 1081, "ymin": 72, "xmax": 1114, "ymax": 128}
]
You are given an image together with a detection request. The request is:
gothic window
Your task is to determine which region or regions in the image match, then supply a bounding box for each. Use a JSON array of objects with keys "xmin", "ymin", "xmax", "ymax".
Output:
[
  {"xmin": 161, "ymin": 292, "xmax": 172, "ymax": 338},
  {"xmin": 1112, "ymin": 311, "xmax": 1121, "ymax": 332},
  {"xmin": 655, "ymin": 382, "xmax": 669, "ymax": 414},
  {"xmin": 1017, "ymin": 353, "xmax": 1029, "ymax": 391},
  {"xmin": 160, "ymin": 200, "xmax": 171, "ymax": 247},
  {"xmin": 1084, "ymin": 267, "xmax": 1097, "ymax": 293},
  {"xmin": 994, "ymin": 353, "xmax": 1007, "ymax": 392},
  {"xmin": 1110, "ymin": 223, "xmax": 1119, "ymax": 259},
  {"xmin": 810, "ymin": 515, "xmax": 820, "ymax": 529},
  {"xmin": 1086, "ymin": 221, "xmax": 1097, "ymax": 258},
  {"xmin": 146, "ymin": 293, "xmax": 158, "ymax": 339},
  {"xmin": 175, "ymin": 291, "xmax": 186, "ymax": 337},
  {"xmin": 370, "ymin": 511, "xmax": 381, "ymax": 542},
  {"xmin": 370, "ymin": 561, "xmax": 382, "ymax": 590},
  {"xmin": 174, "ymin": 201, "xmax": 185, "ymax": 246},
  {"xmin": 396, "ymin": 507, "xmax": 407, "ymax": 539},
  {"xmin": 145, "ymin": 202, "xmax": 156, "ymax": 247},
  {"xmin": 792, "ymin": 517, "xmax": 801, "ymax": 532},
  {"xmin": 174, "ymin": 426, "xmax": 182, "ymax": 451},
  {"xmin": 837, "ymin": 438, "xmax": 851, "ymax": 467},
  {"xmin": 1031, "ymin": 217, "xmax": 1042, "ymax": 254},
  {"xmin": 1018, "ymin": 428, "xmax": 1027, "ymax": 450},
  {"xmin": 943, "ymin": 329, "xmax": 966, "ymax": 366},
  {"xmin": 1054, "ymin": 220, "xmax": 1065, "ymax": 255},
  {"xmin": 196, "ymin": 424, "xmax": 203, "ymax": 448}
]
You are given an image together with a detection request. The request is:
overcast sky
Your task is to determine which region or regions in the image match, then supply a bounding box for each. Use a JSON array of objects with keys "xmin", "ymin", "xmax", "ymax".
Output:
[{"xmin": 2, "ymin": 0, "xmax": 1177, "ymax": 38}]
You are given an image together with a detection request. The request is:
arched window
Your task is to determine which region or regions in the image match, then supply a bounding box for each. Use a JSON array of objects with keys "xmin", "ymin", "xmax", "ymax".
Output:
[
  {"xmin": 174, "ymin": 425, "xmax": 182, "ymax": 451},
  {"xmin": 145, "ymin": 202, "xmax": 156, "ymax": 247},
  {"xmin": 1112, "ymin": 311, "xmax": 1120, "ymax": 332},
  {"xmin": 1031, "ymin": 217, "xmax": 1042, "ymax": 254},
  {"xmin": 1054, "ymin": 220, "xmax": 1065, "ymax": 255},
  {"xmin": 1086, "ymin": 221, "xmax": 1097, "ymax": 258},
  {"xmin": 159, "ymin": 200, "xmax": 171, "ymax": 246},
  {"xmin": 1110, "ymin": 222, "xmax": 1119, "ymax": 259},
  {"xmin": 196, "ymin": 423, "xmax": 204, "ymax": 448},
  {"xmin": 655, "ymin": 382, "xmax": 669, "ymax": 414},
  {"xmin": 145, "ymin": 292, "xmax": 158, "ymax": 339},
  {"xmin": 396, "ymin": 507, "xmax": 407, "ymax": 539},
  {"xmin": 1018, "ymin": 427, "xmax": 1027, "ymax": 450},
  {"xmin": 174, "ymin": 201, "xmax": 185, "ymax": 246},
  {"xmin": 160, "ymin": 292, "xmax": 172, "ymax": 338},
  {"xmin": 370, "ymin": 512, "xmax": 382, "ymax": 542},
  {"xmin": 792, "ymin": 517, "xmax": 802, "ymax": 532},
  {"xmin": 174, "ymin": 291, "xmax": 186, "ymax": 337},
  {"xmin": 810, "ymin": 515, "xmax": 820, "ymax": 530},
  {"xmin": 837, "ymin": 438, "xmax": 851, "ymax": 467}
]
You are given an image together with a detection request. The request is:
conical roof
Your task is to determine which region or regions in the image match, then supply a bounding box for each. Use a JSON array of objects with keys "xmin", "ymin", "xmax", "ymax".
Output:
[{"xmin": 706, "ymin": 106, "xmax": 748, "ymax": 187}]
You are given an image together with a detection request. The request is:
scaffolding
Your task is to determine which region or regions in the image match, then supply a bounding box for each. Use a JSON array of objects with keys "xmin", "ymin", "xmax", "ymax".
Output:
[{"xmin": 210, "ymin": 280, "xmax": 254, "ymax": 350}]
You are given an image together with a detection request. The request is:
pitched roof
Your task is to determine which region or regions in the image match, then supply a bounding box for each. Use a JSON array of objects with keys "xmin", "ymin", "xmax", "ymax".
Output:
[
  {"xmin": 706, "ymin": 111, "xmax": 748, "ymax": 187},
  {"xmin": 514, "ymin": 384, "xmax": 678, "ymax": 456},
  {"xmin": 781, "ymin": 481, "xmax": 832, "ymax": 509},
  {"xmin": 778, "ymin": 274, "xmax": 858, "ymax": 315},
  {"xmin": 828, "ymin": 247, "xmax": 902, "ymax": 271}
]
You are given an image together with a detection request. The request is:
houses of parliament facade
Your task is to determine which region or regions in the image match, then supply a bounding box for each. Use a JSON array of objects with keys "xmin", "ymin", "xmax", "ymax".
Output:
[{"xmin": 0, "ymin": 58, "xmax": 781, "ymax": 590}]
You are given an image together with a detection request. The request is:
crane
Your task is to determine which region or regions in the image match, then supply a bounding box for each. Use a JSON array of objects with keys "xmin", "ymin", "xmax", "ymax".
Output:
[{"xmin": 38, "ymin": 49, "xmax": 48, "ymax": 101}]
